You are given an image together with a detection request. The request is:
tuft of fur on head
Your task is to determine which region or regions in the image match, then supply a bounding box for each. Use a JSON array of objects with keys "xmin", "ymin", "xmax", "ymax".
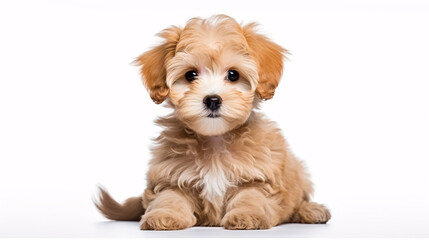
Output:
[{"xmin": 135, "ymin": 15, "xmax": 287, "ymax": 136}]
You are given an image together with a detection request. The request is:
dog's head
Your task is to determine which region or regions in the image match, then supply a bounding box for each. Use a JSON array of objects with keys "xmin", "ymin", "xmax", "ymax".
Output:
[{"xmin": 136, "ymin": 15, "xmax": 286, "ymax": 136}]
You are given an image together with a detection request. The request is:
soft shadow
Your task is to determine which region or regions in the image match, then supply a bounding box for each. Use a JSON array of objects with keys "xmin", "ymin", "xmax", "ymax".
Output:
[{"xmin": 92, "ymin": 221, "xmax": 333, "ymax": 238}]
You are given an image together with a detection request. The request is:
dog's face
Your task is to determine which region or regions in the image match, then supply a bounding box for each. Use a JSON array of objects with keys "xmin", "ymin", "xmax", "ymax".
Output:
[{"xmin": 137, "ymin": 15, "xmax": 285, "ymax": 136}]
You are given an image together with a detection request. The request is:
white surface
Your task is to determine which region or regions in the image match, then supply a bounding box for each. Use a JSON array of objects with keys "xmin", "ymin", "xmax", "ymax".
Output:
[{"xmin": 1, "ymin": 0, "xmax": 429, "ymax": 238}]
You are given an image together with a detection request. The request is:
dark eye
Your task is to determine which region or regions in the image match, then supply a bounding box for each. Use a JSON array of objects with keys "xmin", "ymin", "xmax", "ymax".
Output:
[
  {"xmin": 227, "ymin": 70, "xmax": 239, "ymax": 82},
  {"xmin": 185, "ymin": 70, "xmax": 198, "ymax": 82}
]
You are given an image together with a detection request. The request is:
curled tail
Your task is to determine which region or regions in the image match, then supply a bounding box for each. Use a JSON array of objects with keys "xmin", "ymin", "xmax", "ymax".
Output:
[{"xmin": 94, "ymin": 186, "xmax": 145, "ymax": 221}]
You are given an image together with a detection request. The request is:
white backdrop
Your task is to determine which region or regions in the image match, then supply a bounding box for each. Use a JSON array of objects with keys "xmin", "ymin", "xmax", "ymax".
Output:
[{"xmin": 0, "ymin": 0, "xmax": 428, "ymax": 238}]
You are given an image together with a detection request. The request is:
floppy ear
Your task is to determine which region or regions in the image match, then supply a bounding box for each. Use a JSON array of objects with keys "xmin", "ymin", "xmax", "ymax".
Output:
[
  {"xmin": 243, "ymin": 23, "xmax": 287, "ymax": 100},
  {"xmin": 135, "ymin": 26, "xmax": 182, "ymax": 104}
]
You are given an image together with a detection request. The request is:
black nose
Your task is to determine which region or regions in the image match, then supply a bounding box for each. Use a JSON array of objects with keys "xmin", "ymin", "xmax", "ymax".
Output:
[{"xmin": 203, "ymin": 95, "xmax": 222, "ymax": 111}]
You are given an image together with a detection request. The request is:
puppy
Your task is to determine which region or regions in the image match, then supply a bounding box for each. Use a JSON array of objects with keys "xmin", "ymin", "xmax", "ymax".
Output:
[{"xmin": 95, "ymin": 14, "xmax": 331, "ymax": 230}]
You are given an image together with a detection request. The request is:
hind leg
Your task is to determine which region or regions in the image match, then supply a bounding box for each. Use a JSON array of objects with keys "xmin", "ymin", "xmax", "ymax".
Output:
[{"xmin": 291, "ymin": 201, "xmax": 331, "ymax": 224}]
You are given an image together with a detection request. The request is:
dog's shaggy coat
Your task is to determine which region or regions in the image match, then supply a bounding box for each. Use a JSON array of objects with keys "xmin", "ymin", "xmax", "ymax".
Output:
[{"xmin": 95, "ymin": 15, "xmax": 331, "ymax": 230}]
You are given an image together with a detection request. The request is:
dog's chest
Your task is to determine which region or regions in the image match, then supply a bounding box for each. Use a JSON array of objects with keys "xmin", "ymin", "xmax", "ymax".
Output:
[
  {"xmin": 196, "ymin": 137, "xmax": 233, "ymax": 204},
  {"xmin": 199, "ymin": 162, "xmax": 231, "ymax": 204}
]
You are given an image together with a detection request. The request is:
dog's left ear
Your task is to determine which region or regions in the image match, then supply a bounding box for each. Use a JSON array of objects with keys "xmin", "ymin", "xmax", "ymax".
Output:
[
  {"xmin": 135, "ymin": 26, "xmax": 182, "ymax": 104},
  {"xmin": 243, "ymin": 23, "xmax": 287, "ymax": 100}
]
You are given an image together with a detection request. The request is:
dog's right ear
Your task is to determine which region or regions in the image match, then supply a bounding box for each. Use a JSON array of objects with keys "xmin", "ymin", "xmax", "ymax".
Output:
[{"xmin": 135, "ymin": 26, "xmax": 182, "ymax": 104}]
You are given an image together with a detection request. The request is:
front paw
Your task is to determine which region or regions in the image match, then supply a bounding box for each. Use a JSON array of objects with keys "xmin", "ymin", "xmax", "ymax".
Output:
[
  {"xmin": 140, "ymin": 209, "xmax": 196, "ymax": 230},
  {"xmin": 221, "ymin": 210, "xmax": 272, "ymax": 230}
]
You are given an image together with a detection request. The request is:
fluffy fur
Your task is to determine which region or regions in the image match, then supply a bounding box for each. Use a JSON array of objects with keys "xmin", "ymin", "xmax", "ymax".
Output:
[{"xmin": 94, "ymin": 15, "xmax": 331, "ymax": 230}]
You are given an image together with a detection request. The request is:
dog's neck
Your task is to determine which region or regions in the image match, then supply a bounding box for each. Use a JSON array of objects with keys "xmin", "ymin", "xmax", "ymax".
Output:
[{"xmin": 204, "ymin": 135, "xmax": 224, "ymax": 146}]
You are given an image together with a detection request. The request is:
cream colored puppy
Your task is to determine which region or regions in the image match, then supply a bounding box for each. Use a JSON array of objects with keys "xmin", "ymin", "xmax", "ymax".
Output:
[{"xmin": 95, "ymin": 14, "xmax": 331, "ymax": 230}]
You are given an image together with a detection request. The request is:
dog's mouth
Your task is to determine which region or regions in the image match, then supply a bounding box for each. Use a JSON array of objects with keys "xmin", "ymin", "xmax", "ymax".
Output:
[{"xmin": 207, "ymin": 112, "xmax": 220, "ymax": 118}]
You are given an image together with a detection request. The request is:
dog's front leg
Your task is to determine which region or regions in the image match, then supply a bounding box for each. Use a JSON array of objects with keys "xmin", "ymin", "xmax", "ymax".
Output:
[
  {"xmin": 221, "ymin": 185, "xmax": 282, "ymax": 230},
  {"xmin": 140, "ymin": 189, "xmax": 196, "ymax": 230}
]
